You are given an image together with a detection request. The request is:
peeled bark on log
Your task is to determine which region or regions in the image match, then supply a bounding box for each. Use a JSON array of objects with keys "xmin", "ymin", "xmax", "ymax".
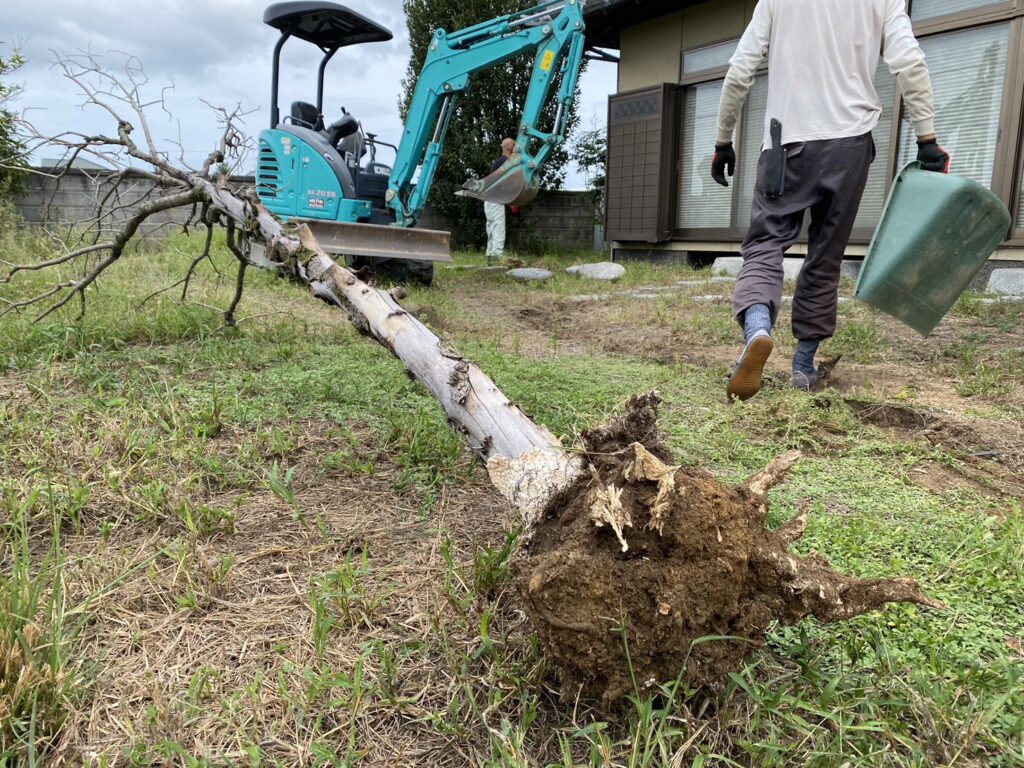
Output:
[{"xmin": 200, "ymin": 181, "xmax": 945, "ymax": 701}]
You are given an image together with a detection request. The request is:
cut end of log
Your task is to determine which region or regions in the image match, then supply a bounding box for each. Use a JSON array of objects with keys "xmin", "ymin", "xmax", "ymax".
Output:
[{"xmin": 488, "ymin": 448, "xmax": 586, "ymax": 528}]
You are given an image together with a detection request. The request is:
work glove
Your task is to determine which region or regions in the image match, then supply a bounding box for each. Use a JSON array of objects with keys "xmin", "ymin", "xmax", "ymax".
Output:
[
  {"xmin": 916, "ymin": 139, "xmax": 950, "ymax": 174},
  {"xmin": 711, "ymin": 142, "xmax": 735, "ymax": 187}
]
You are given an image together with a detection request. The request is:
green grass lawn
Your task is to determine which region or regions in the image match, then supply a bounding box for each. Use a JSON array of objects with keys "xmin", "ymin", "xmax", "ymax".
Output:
[{"xmin": 1, "ymin": 220, "xmax": 1022, "ymax": 767}]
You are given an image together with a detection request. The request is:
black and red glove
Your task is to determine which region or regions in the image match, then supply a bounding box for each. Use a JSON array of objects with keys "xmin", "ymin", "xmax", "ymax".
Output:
[
  {"xmin": 917, "ymin": 139, "xmax": 950, "ymax": 174},
  {"xmin": 509, "ymin": 205, "xmax": 519, "ymax": 214},
  {"xmin": 711, "ymin": 142, "xmax": 736, "ymax": 187}
]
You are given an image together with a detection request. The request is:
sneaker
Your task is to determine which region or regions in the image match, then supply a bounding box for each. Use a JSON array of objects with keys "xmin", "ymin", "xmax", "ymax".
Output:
[
  {"xmin": 727, "ymin": 330, "xmax": 774, "ymax": 402},
  {"xmin": 792, "ymin": 368, "xmax": 818, "ymax": 391}
]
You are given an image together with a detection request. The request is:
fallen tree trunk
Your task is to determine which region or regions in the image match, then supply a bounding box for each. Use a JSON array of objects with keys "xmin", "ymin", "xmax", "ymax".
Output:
[{"xmin": 207, "ymin": 182, "xmax": 586, "ymax": 523}]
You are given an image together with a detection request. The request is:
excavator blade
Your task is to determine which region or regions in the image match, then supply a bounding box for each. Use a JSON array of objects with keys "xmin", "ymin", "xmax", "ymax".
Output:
[
  {"xmin": 301, "ymin": 219, "xmax": 453, "ymax": 263},
  {"xmin": 456, "ymin": 157, "xmax": 540, "ymax": 207}
]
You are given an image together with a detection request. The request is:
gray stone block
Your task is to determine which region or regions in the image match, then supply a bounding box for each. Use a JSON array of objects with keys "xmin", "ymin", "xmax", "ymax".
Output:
[
  {"xmin": 840, "ymin": 260, "xmax": 863, "ymax": 281},
  {"xmin": 714, "ymin": 256, "xmax": 862, "ymax": 283},
  {"xmin": 987, "ymin": 268, "xmax": 1024, "ymax": 296},
  {"xmin": 507, "ymin": 268, "xmax": 553, "ymax": 281},
  {"xmin": 713, "ymin": 257, "xmax": 743, "ymax": 277},
  {"xmin": 568, "ymin": 262, "xmax": 626, "ymax": 281}
]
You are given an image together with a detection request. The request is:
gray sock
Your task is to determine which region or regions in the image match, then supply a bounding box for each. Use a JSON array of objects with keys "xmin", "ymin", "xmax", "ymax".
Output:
[
  {"xmin": 793, "ymin": 338, "xmax": 821, "ymax": 374},
  {"xmin": 742, "ymin": 304, "xmax": 772, "ymax": 344}
]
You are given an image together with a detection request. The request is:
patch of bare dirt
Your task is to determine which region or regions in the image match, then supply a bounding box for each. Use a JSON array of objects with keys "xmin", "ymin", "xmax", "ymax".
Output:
[
  {"xmin": 845, "ymin": 399, "xmax": 1024, "ymax": 495},
  {"xmin": 424, "ymin": 288, "xmax": 677, "ymax": 361},
  {"xmin": 441, "ymin": 282, "xmax": 1023, "ymax": 504},
  {"xmin": 58, "ymin": 446, "xmax": 517, "ymax": 767}
]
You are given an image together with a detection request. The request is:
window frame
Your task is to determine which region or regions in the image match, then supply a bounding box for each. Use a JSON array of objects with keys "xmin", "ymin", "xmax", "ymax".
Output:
[
  {"xmin": 909, "ymin": 0, "xmax": 1021, "ymax": 35},
  {"xmin": 673, "ymin": 38, "xmax": 764, "ymax": 240},
  {"xmin": 997, "ymin": 19, "xmax": 1024, "ymax": 242}
]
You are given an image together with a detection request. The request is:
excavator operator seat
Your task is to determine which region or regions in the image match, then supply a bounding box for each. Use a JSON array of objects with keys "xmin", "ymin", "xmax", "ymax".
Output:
[
  {"xmin": 326, "ymin": 113, "xmax": 359, "ymax": 147},
  {"xmin": 288, "ymin": 100, "xmax": 319, "ymax": 130}
]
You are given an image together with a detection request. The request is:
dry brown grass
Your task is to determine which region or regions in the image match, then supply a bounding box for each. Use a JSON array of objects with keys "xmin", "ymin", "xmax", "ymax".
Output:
[{"xmin": 34, "ymin": 427, "xmax": 568, "ymax": 766}]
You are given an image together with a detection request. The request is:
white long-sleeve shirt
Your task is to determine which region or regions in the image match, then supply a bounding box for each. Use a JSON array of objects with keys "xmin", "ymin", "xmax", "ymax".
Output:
[{"xmin": 716, "ymin": 0, "xmax": 936, "ymax": 148}]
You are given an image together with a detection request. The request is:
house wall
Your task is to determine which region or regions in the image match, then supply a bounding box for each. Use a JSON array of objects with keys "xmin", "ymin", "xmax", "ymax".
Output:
[
  {"xmin": 617, "ymin": 0, "xmax": 754, "ymax": 93},
  {"xmin": 680, "ymin": 0, "xmax": 752, "ymax": 48},
  {"xmin": 617, "ymin": 13, "xmax": 683, "ymax": 93}
]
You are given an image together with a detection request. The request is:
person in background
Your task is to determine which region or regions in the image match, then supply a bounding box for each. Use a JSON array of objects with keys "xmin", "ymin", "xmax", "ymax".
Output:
[
  {"xmin": 711, "ymin": 0, "xmax": 950, "ymax": 402},
  {"xmin": 484, "ymin": 137, "xmax": 516, "ymax": 265}
]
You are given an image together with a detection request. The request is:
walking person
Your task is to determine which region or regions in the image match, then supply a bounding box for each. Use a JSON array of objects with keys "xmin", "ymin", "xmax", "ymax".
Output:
[
  {"xmin": 484, "ymin": 137, "xmax": 516, "ymax": 265},
  {"xmin": 712, "ymin": 0, "xmax": 950, "ymax": 402}
]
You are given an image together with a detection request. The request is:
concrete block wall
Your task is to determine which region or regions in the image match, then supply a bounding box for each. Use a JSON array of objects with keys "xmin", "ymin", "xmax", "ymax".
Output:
[
  {"xmin": 15, "ymin": 169, "xmax": 202, "ymax": 232},
  {"xmin": 514, "ymin": 190, "xmax": 600, "ymax": 251},
  {"xmin": 13, "ymin": 169, "xmax": 603, "ymax": 251},
  {"xmin": 625, "ymin": 253, "xmax": 1024, "ymax": 297}
]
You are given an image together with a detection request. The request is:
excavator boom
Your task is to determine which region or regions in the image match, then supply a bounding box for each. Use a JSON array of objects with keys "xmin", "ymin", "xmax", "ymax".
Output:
[{"xmin": 386, "ymin": 0, "xmax": 586, "ymax": 226}]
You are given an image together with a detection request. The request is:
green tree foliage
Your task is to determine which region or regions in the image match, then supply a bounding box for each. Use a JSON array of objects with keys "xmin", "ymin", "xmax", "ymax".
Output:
[
  {"xmin": 569, "ymin": 123, "xmax": 606, "ymax": 223},
  {"xmin": 399, "ymin": 0, "xmax": 582, "ymax": 248},
  {"xmin": 0, "ymin": 43, "xmax": 27, "ymax": 195}
]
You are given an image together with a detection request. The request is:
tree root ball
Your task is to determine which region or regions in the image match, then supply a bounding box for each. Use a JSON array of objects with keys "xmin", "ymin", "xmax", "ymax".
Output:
[{"xmin": 515, "ymin": 394, "xmax": 944, "ymax": 705}]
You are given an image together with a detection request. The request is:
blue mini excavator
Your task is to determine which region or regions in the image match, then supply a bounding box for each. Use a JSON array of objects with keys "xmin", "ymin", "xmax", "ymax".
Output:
[{"xmin": 256, "ymin": 0, "xmax": 586, "ymax": 285}]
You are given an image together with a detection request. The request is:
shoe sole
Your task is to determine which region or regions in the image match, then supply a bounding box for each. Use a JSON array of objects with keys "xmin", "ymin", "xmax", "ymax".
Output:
[{"xmin": 727, "ymin": 337, "xmax": 774, "ymax": 402}]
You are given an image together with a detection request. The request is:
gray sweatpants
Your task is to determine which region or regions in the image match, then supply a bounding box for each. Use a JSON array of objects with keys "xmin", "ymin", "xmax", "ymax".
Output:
[{"xmin": 732, "ymin": 132, "xmax": 874, "ymax": 341}]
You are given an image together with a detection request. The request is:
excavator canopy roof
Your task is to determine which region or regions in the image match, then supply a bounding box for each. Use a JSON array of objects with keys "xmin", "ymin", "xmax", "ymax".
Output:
[{"xmin": 263, "ymin": 2, "xmax": 392, "ymax": 49}]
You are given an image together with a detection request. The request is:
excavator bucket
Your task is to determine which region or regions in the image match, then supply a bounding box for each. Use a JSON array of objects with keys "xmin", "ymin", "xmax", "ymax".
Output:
[
  {"xmin": 301, "ymin": 219, "xmax": 453, "ymax": 263},
  {"xmin": 456, "ymin": 154, "xmax": 540, "ymax": 207}
]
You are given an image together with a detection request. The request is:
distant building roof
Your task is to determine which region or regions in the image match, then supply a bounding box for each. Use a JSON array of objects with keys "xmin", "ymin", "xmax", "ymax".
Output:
[
  {"xmin": 37, "ymin": 156, "xmax": 112, "ymax": 171},
  {"xmin": 584, "ymin": 0, "xmax": 711, "ymax": 50}
]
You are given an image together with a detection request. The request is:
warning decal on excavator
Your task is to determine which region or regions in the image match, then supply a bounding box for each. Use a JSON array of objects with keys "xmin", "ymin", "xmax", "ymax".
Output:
[{"xmin": 540, "ymin": 50, "xmax": 554, "ymax": 71}]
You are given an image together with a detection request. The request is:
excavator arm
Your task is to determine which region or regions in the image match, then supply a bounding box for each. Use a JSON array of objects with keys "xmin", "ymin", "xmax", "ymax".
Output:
[{"xmin": 385, "ymin": 0, "xmax": 586, "ymax": 227}]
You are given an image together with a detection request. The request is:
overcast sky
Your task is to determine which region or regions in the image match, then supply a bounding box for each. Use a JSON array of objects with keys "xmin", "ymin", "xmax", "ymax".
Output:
[{"xmin": 6, "ymin": 0, "xmax": 616, "ymax": 188}]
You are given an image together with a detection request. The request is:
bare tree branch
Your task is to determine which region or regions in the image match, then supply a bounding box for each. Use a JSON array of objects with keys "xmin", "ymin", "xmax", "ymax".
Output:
[
  {"xmin": 223, "ymin": 220, "xmax": 249, "ymax": 327},
  {"xmin": 4, "ymin": 186, "xmax": 204, "ymax": 321}
]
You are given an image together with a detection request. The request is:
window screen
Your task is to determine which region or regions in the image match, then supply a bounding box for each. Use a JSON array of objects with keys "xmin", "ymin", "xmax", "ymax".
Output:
[
  {"xmin": 896, "ymin": 23, "xmax": 1009, "ymax": 187},
  {"xmin": 1017, "ymin": 160, "xmax": 1024, "ymax": 228},
  {"xmin": 735, "ymin": 75, "xmax": 768, "ymax": 225},
  {"xmin": 676, "ymin": 82, "xmax": 731, "ymax": 229},
  {"xmin": 682, "ymin": 40, "xmax": 737, "ymax": 75},
  {"xmin": 854, "ymin": 62, "xmax": 897, "ymax": 230},
  {"xmin": 910, "ymin": 0, "xmax": 1006, "ymax": 22}
]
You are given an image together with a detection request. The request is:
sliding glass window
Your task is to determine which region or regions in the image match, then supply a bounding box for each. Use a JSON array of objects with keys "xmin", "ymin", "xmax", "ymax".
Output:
[
  {"xmin": 911, "ymin": 0, "xmax": 1013, "ymax": 22},
  {"xmin": 895, "ymin": 23, "xmax": 1010, "ymax": 186},
  {"xmin": 676, "ymin": 81, "xmax": 731, "ymax": 229}
]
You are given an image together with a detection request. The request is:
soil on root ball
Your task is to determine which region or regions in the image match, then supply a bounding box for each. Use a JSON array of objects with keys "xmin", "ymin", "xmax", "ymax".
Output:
[{"xmin": 515, "ymin": 394, "xmax": 943, "ymax": 706}]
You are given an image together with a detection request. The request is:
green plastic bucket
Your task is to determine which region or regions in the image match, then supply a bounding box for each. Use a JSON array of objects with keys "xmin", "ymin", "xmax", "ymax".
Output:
[{"xmin": 854, "ymin": 162, "xmax": 1010, "ymax": 337}]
